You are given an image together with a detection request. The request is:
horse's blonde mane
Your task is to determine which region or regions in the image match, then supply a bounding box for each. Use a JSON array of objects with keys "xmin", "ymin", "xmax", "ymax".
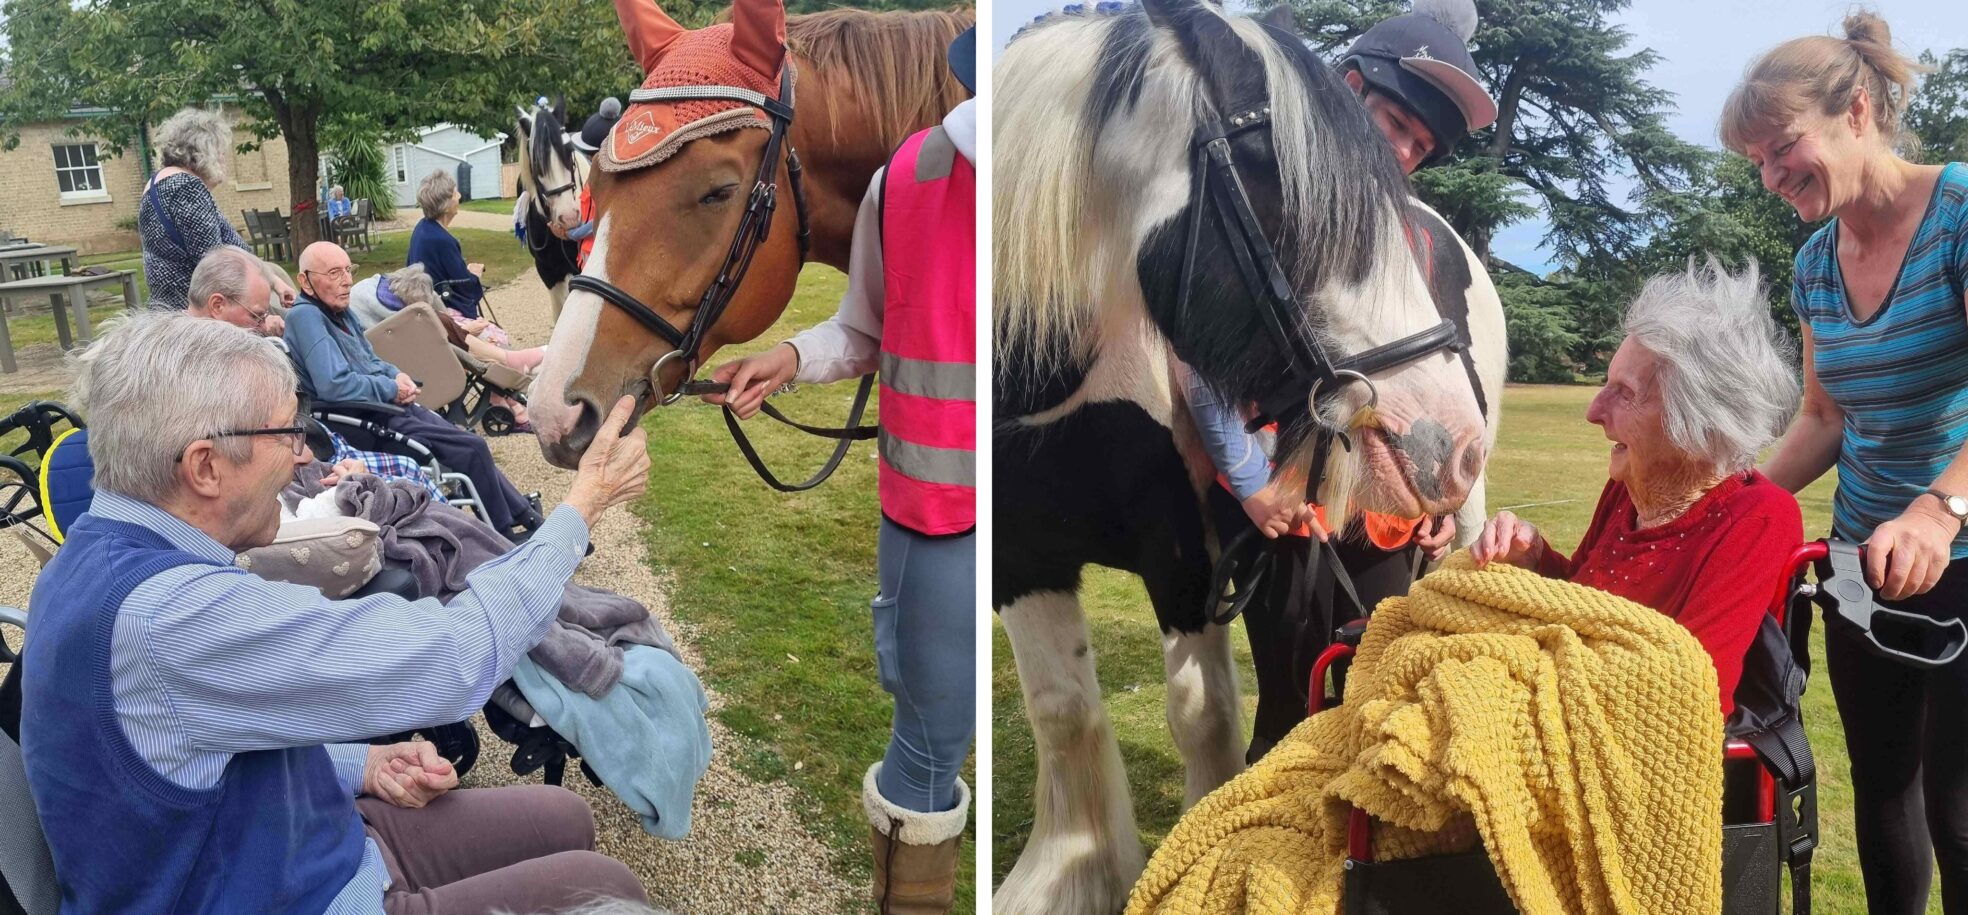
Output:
[{"xmin": 784, "ymin": 8, "xmax": 973, "ymax": 150}]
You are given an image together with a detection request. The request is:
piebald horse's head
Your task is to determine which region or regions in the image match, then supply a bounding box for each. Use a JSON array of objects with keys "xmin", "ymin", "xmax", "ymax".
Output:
[
  {"xmin": 997, "ymin": 0, "xmax": 1488, "ymax": 518},
  {"xmin": 515, "ymin": 99, "xmax": 587, "ymax": 236},
  {"xmin": 533, "ymin": 0, "xmax": 802, "ymax": 468}
]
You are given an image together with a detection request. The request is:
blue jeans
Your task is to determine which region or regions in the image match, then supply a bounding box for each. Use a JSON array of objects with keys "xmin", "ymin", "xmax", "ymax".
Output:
[{"xmin": 872, "ymin": 518, "xmax": 976, "ymax": 814}]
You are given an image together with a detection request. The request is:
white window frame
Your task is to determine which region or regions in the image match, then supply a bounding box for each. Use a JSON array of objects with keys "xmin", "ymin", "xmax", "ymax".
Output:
[
  {"xmin": 53, "ymin": 142, "xmax": 108, "ymax": 202},
  {"xmin": 393, "ymin": 146, "xmax": 408, "ymax": 183}
]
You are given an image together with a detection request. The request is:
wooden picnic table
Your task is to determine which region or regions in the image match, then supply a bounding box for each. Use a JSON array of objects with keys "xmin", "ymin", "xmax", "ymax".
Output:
[
  {"xmin": 0, "ymin": 245, "xmax": 79, "ymax": 283},
  {"xmin": 0, "ymin": 270, "xmax": 139, "ymax": 373}
]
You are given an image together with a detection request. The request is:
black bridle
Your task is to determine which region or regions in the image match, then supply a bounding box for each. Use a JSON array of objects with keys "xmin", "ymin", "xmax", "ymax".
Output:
[
  {"xmin": 1187, "ymin": 101, "xmax": 1475, "ymax": 627},
  {"xmin": 566, "ymin": 66, "xmax": 876, "ymax": 493}
]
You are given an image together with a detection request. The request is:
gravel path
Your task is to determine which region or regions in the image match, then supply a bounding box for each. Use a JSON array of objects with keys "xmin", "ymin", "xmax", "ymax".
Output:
[{"xmin": 0, "ymin": 265, "xmax": 863, "ymax": 915}]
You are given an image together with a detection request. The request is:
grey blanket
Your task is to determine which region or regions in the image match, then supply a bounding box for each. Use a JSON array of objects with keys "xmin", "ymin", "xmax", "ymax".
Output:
[{"xmin": 332, "ymin": 474, "xmax": 672, "ymax": 697}]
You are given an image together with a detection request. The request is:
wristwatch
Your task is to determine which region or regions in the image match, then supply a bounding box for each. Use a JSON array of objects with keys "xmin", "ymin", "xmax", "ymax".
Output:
[{"xmin": 1925, "ymin": 488, "xmax": 1968, "ymax": 525}]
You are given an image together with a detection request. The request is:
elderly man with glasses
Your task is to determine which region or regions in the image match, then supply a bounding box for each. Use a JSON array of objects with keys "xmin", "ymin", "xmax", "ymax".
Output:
[
  {"xmin": 21, "ymin": 311, "xmax": 655, "ymax": 913},
  {"xmin": 184, "ymin": 246, "xmax": 447, "ymax": 501},
  {"xmin": 284, "ymin": 241, "xmax": 546, "ymax": 540}
]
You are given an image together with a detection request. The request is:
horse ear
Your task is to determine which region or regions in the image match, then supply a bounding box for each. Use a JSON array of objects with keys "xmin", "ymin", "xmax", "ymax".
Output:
[
  {"xmin": 614, "ymin": 0, "xmax": 689, "ymax": 73},
  {"xmin": 553, "ymin": 95, "xmax": 568, "ymax": 125},
  {"xmin": 1256, "ymin": 5, "xmax": 1300, "ymax": 38},
  {"xmin": 728, "ymin": 0, "xmax": 788, "ymax": 80},
  {"xmin": 515, "ymin": 109, "xmax": 532, "ymax": 138},
  {"xmin": 1142, "ymin": 0, "xmax": 1266, "ymax": 109}
]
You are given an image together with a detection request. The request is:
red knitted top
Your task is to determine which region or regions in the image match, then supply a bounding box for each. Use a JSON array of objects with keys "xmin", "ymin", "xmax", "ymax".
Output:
[{"xmin": 1534, "ymin": 471, "xmax": 1803, "ymax": 716}]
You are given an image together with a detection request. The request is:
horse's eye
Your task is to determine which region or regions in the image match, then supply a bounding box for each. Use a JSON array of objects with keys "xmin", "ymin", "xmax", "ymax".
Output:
[{"xmin": 700, "ymin": 184, "xmax": 739, "ymax": 206}]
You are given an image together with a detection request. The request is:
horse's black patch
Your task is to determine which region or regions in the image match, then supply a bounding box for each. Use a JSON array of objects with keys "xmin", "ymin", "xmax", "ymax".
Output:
[
  {"xmin": 994, "ymin": 400, "xmax": 1213, "ymax": 634},
  {"xmin": 524, "ymin": 206, "xmax": 583, "ymax": 289},
  {"xmin": 993, "ymin": 334, "xmax": 1093, "ymax": 419}
]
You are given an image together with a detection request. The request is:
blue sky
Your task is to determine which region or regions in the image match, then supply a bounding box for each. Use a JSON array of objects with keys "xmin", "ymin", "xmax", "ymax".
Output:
[{"xmin": 991, "ymin": 0, "xmax": 1968, "ymax": 274}]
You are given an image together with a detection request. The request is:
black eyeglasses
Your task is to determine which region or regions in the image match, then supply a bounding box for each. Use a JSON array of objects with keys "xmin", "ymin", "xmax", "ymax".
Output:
[{"xmin": 176, "ymin": 425, "xmax": 309, "ymax": 462}]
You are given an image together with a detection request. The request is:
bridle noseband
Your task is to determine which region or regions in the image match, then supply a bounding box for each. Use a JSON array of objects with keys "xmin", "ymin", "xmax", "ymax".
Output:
[
  {"xmin": 569, "ymin": 65, "xmax": 814, "ymax": 406},
  {"xmin": 1186, "ymin": 100, "xmax": 1474, "ymax": 627}
]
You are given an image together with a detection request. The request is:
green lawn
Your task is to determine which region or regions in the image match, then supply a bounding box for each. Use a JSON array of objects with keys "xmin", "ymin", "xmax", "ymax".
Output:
[
  {"xmin": 631, "ymin": 264, "xmax": 975, "ymax": 913},
  {"xmin": 992, "ymin": 383, "xmax": 1929, "ymax": 914},
  {"xmin": 58, "ymin": 227, "xmax": 532, "ymax": 316},
  {"xmin": 460, "ymin": 197, "xmax": 518, "ymax": 215}
]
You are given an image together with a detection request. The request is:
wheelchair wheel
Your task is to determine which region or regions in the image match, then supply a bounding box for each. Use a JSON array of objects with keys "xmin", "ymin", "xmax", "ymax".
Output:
[{"xmin": 480, "ymin": 406, "xmax": 516, "ymax": 437}]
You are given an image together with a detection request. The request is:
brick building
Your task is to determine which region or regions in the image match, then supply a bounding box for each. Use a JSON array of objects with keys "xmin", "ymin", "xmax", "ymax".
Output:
[{"xmin": 0, "ymin": 103, "xmax": 292, "ymax": 255}]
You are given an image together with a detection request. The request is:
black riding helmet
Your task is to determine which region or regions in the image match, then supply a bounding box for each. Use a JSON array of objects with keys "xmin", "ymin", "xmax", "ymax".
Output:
[{"xmin": 1338, "ymin": 0, "xmax": 1497, "ymax": 166}]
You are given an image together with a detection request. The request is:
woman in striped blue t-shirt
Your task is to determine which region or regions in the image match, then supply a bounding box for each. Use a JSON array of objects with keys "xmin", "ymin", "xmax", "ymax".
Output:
[{"xmin": 1727, "ymin": 12, "xmax": 1968, "ymax": 913}]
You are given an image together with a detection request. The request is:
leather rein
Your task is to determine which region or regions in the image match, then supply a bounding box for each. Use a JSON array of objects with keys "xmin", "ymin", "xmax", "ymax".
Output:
[{"xmin": 1188, "ymin": 101, "xmax": 1476, "ymax": 626}]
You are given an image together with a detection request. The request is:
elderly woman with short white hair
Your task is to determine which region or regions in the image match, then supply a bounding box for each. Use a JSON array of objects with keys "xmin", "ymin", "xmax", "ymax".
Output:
[
  {"xmin": 406, "ymin": 169, "xmax": 490, "ymax": 321},
  {"xmin": 138, "ymin": 106, "xmax": 296, "ymax": 309},
  {"xmin": 1472, "ymin": 259, "xmax": 1805, "ymax": 715}
]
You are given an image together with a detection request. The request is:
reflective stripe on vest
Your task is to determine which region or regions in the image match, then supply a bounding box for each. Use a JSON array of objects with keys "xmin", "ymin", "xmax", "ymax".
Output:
[{"xmin": 878, "ymin": 125, "xmax": 976, "ymax": 536}]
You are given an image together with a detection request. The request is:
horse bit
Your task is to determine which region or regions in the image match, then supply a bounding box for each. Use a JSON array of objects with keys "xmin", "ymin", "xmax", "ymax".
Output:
[
  {"xmin": 1184, "ymin": 99, "xmax": 1476, "ymax": 625},
  {"xmin": 566, "ymin": 66, "xmax": 877, "ymax": 492}
]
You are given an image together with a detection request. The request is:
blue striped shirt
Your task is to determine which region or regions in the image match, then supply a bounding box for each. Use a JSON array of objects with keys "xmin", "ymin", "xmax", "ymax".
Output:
[
  {"xmin": 1795, "ymin": 162, "xmax": 1968, "ymax": 556},
  {"xmin": 92, "ymin": 490, "xmax": 590, "ymax": 913}
]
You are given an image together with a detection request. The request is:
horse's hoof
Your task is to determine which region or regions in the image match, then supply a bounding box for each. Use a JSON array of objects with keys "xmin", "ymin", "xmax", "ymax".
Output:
[{"xmin": 995, "ymin": 840, "xmax": 1143, "ymax": 915}]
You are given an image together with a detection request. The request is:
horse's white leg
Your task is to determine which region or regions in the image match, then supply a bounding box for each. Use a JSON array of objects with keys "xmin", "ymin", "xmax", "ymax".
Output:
[
  {"xmin": 1161, "ymin": 623, "xmax": 1244, "ymax": 806},
  {"xmin": 547, "ymin": 277, "xmax": 569, "ymax": 327},
  {"xmin": 996, "ymin": 590, "xmax": 1144, "ymax": 915}
]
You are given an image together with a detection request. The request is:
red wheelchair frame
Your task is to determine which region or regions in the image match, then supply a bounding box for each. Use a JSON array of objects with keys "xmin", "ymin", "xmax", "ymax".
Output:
[{"xmin": 1306, "ymin": 542, "xmax": 1829, "ymax": 914}]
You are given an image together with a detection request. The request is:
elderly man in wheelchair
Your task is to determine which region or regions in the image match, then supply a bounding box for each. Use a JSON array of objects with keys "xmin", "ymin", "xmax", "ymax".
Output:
[{"xmin": 8, "ymin": 313, "xmax": 654, "ymax": 913}]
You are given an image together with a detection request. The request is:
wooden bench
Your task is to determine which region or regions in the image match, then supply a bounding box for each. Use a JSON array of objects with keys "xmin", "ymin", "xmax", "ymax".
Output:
[
  {"xmin": 0, "ymin": 245, "xmax": 78, "ymax": 283},
  {"xmin": 0, "ymin": 270, "xmax": 139, "ymax": 372}
]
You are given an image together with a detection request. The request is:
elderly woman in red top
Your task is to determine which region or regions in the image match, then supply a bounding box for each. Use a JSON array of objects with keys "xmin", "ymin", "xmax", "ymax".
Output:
[{"xmin": 1473, "ymin": 259, "xmax": 1805, "ymax": 715}]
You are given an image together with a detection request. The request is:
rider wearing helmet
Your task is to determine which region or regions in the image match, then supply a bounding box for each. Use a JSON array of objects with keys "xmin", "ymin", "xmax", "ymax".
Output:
[{"xmin": 1188, "ymin": 0, "xmax": 1499, "ymax": 762}]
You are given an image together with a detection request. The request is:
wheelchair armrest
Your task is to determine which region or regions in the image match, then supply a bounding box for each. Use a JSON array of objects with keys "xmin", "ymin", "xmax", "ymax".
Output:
[
  {"xmin": 311, "ymin": 400, "xmax": 405, "ymax": 418},
  {"xmin": 0, "ymin": 607, "xmax": 25, "ymax": 634},
  {"xmin": 350, "ymin": 566, "xmax": 420, "ymax": 600},
  {"xmin": 452, "ymin": 345, "xmax": 492, "ymax": 376},
  {"xmin": 1335, "ymin": 617, "xmax": 1369, "ymax": 648}
]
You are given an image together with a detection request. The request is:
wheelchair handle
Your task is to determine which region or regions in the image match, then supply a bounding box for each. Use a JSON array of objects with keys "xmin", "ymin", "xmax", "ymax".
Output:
[{"xmin": 1817, "ymin": 539, "xmax": 1968, "ymax": 669}]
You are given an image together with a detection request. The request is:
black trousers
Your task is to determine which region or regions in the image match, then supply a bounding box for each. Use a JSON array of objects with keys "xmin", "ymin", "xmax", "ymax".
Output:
[
  {"xmin": 345, "ymin": 404, "xmax": 532, "ymax": 532},
  {"xmin": 1827, "ymin": 552, "xmax": 1968, "ymax": 914},
  {"xmin": 1206, "ymin": 485, "xmax": 1421, "ymax": 762}
]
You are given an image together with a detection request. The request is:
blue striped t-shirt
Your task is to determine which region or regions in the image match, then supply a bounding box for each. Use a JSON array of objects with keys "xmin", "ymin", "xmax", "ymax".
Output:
[{"xmin": 1794, "ymin": 161, "xmax": 1968, "ymax": 556}]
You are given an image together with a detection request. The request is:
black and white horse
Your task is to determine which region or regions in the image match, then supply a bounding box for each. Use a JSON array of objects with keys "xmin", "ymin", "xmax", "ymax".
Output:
[
  {"xmin": 992, "ymin": 1, "xmax": 1506, "ymax": 911},
  {"xmin": 514, "ymin": 101, "xmax": 589, "ymax": 325}
]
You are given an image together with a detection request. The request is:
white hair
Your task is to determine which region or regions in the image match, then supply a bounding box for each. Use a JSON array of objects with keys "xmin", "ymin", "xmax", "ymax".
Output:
[
  {"xmin": 187, "ymin": 247, "xmax": 263, "ymax": 312},
  {"xmin": 153, "ymin": 107, "xmax": 231, "ymax": 184},
  {"xmin": 70, "ymin": 312, "xmax": 296, "ymax": 503},
  {"xmin": 1623, "ymin": 258, "xmax": 1801, "ymax": 475},
  {"xmin": 418, "ymin": 169, "xmax": 459, "ymax": 220},
  {"xmin": 385, "ymin": 262, "xmax": 439, "ymax": 306}
]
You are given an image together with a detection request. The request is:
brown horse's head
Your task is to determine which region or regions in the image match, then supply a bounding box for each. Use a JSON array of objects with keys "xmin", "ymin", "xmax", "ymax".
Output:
[{"xmin": 533, "ymin": 0, "xmax": 801, "ymax": 468}]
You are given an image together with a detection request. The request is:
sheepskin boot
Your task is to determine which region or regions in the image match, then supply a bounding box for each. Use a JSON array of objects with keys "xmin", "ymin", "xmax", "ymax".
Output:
[{"xmin": 864, "ymin": 762, "xmax": 970, "ymax": 915}]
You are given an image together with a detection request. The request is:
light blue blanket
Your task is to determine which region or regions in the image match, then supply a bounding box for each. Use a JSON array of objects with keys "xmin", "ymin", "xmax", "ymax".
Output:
[{"xmin": 511, "ymin": 645, "xmax": 713, "ymax": 839}]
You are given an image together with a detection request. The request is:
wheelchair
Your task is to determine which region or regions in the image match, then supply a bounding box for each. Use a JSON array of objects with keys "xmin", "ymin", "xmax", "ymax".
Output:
[
  {"xmin": 0, "ymin": 401, "xmax": 594, "ymax": 791},
  {"xmin": 1292, "ymin": 540, "xmax": 1964, "ymax": 915},
  {"xmin": 362, "ymin": 302, "xmax": 533, "ymax": 437}
]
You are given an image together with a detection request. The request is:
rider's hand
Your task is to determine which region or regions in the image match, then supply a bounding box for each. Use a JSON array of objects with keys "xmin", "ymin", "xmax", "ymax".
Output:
[
  {"xmin": 565, "ymin": 396, "xmax": 651, "ymax": 528},
  {"xmin": 466, "ymin": 262, "xmax": 485, "ymax": 277},
  {"xmin": 273, "ymin": 278, "xmax": 298, "ymax": 308},
  {"xmin": 1417, "ymin": 515, "xmax": 1458, "ymax": 562},
  {"xmin": 1471, "ymin": 510, "xmax": 1545, "ymax": 570},
  {"xmin": 1866, "ymin": 497, "xmax": 1957, "ymax": 600},
  {"xmin": 703, "ymin": 343, "xmax": 800, "ymax": 420},
  {"xmin": 1240, "ymin": 480, "xmax": 1326, "ymax": 542}
]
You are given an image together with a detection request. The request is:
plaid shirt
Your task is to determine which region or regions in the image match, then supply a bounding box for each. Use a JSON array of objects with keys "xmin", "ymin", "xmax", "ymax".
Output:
[{"xmin": 329, "ymin": 432, "xmax": 446, "ymax": 502}]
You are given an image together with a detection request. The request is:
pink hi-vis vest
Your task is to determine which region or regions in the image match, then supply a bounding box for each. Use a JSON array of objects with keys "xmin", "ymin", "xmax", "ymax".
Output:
[{"xmin": 878, "ymin": 126, "xmax": 975, "ymax": 536}]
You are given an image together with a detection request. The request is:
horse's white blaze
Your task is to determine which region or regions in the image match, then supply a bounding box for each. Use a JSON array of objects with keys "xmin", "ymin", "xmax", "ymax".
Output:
[
  {"xmin": 997, "ymin": 591, "xmax": 1146, "ymax": 915},
  {"xmin": 1161, "ymin": 624, "xmax": 1244, "ymax": 806},
  {"xmin": 532, "ymin": 213, "xmax": 614, "ymax": 446}
]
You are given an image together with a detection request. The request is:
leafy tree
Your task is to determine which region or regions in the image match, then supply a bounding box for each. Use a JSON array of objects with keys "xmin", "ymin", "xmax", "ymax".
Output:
[
  {"xmin": 1493, "ymin": 268, "xmax": 1583, "ymax": 382},
  {"xmin": 0, "ymin": 0, "xmax": 637, "ymax": 247},
  {"xmin": 1273, "ymin": 0, "xmax": 1707, "ymax": 275},
  {"xmin": 1908, "ymin": 49, "xmax": 1968, "ymax": 165},
  {"xmin": 1634, "ymin": 152, "xmax": 1818, "ymax": 336},
  {"xmin": 321, "ymin": 117, "xmax": 396, "ymax": 221}
]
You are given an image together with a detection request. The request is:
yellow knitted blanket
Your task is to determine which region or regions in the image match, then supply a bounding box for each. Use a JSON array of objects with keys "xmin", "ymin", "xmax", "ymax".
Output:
[{"xmin": 1125, "ymin": 553, "xmax": 1725, "ymax": 915}]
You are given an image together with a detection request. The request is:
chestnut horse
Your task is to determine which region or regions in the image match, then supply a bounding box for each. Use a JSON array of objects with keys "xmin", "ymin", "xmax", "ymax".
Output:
[{"xmin": 531, "ymin": 0, "xmax": 971, "ymax": 467}]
